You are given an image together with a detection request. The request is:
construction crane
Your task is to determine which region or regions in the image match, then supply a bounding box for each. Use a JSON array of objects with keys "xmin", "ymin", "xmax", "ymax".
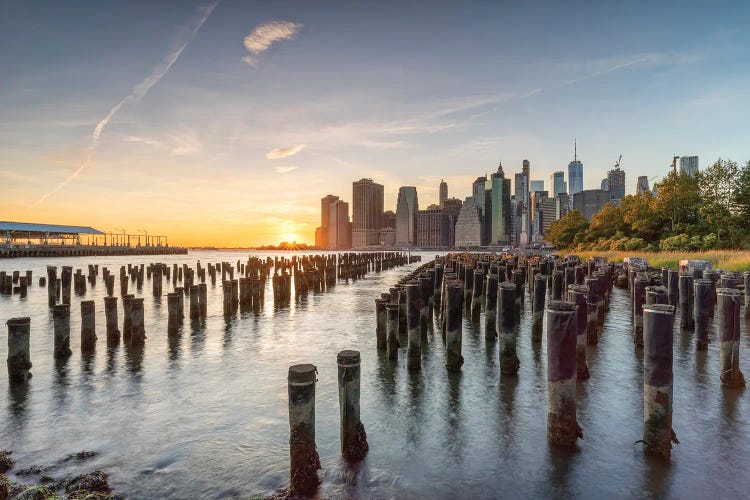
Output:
[{"xmin": 615, "ymin": 154, "xmax": 622, "ymax": 169}]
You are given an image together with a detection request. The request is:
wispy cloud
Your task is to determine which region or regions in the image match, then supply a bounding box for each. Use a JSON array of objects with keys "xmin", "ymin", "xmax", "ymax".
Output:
[
  {"xmin": 274, "ymin": 165, "xmax": 298, "ymax": 173},
  {"xmin": 243, "ymin": 20, "xmax": 302, "ymax": 66},
  {"xmin": 124, "ymin": 131, "xmax": 201, "ymax": 156},
  {"xmin": 33, "ymin": 0, "xmax": 219, "ymax": 206},
  {"xmin": 266, "ymin": 144, "xmax": 305, "ymax": 159}
]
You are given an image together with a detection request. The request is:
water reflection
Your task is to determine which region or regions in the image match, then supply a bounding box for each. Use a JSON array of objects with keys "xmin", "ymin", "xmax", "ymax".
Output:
[
  {"xmin": 443, "ymin": 371, "xmax": 464, "ymax": 463},
  {"xmin": 125, "ymin": 343, "xmax": 144, "ymax": 374}
]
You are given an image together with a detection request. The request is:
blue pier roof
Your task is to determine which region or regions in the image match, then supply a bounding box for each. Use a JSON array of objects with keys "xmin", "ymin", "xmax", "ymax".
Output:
[{"xmin": 0, "ymin": 221, "xmax": 104, "ymax": 235}]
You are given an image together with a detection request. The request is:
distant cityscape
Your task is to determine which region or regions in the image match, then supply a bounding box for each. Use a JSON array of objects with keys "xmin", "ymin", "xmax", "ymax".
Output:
[{"xmin": 314, "ymin": 145, "xmax": 701, "ymax": 250}]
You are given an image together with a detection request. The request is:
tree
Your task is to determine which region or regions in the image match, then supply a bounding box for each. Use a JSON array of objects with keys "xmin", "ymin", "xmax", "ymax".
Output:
[
  {"xmin": 654, "ymin": 171, "xmax": 702, "ymax": 233},
  {"xmin": 546, "ymin": 210, "xmax": 589, "ymax": 249},
  {"xmin": 734, "ymin": 160, "xmax": 750, "ymax": 221},
  {"xmin": 700, "ymin": 158, "xmax": 741, "ymax": 245},
  {"xmin": 588, "ymin": 202, "xmax": 626, "ymax": 242},
  {"xmin": 620, "ymin": 193, "xmax": 663, "ymax": 242}
]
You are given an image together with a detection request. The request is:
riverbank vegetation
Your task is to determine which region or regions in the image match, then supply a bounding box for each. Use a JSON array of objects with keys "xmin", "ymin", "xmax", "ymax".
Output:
[{"xmin": 547, "ymin": 158, "xmax": 750, "ymax": 253}]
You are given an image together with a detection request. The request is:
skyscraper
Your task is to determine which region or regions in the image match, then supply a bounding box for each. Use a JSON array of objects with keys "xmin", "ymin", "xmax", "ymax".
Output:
[
  {"xmin": 472, "ymin": 176, "xmax": 487, "ymax": 217},
  {"xmin": 352, "ymin": 178, "xmax": 384, "ymax": 248},
  {"xmin": 573, "ymin": 189, "xmax": 610, "ymax": 221},
  {"xmin": 607, "ymin": 166, "xmax": 626, "ymax": 201},
  {"xmin": 416, "ymin": 208, "xmax": 450, "ymax": 248},
  {"xmin": 395, "ymin": 186, "xmax": 419, "ymax": 246},
  {"xmin": 680, "ymin": 156, "xmax": 699, "ymax": 176},
  {"xmin": 550, "ymin": 171, "xmax": 566, "ymax": 197},
  {"xmin": 568, "ymin": 140, "xmax": 583, "ymax": 198},
  {"xmin": 530, "ymin": 180, "xmax": 544, "ymax": 192},
  {"xmin": 317, "ymin": 194, "xmax": 340, "ymax": 249},
  {"xmin": 520, "ymin": 159, "xmax": 531, "ymax": 244},
  {"xmin": 328, "ymin": 199, "xmax": 351, "ymax": 249},
  {"xmin": 490, "ymin": 162, "xmax": 511, "ymax": 244},
  {"xmin": 636, "ymin": 176, "xmax": 650, "ymax": 195},
  {"xmin": 439, "ymin": 179, "xmax": 448, "ymax": 208},
  {"xmin": 454, "ymin": 196, "xmax": 482, "ymax": 247}
]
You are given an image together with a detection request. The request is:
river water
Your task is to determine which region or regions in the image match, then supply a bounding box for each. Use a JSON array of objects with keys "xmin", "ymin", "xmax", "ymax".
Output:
[{"xmin": 0, "ymin": 250, "xmax": 748, "ymax": 499}]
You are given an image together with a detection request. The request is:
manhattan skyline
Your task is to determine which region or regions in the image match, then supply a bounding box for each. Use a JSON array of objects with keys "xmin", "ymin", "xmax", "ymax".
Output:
[{"xmin": 2, "ymin": 1, "xmax": 749, "ymax": 246}]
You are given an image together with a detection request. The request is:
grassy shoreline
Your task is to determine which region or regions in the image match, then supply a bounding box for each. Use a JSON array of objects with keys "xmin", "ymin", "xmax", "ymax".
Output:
[{"xmin": 572, "ymin": 250, "xmax": 750, "ymax": 272}]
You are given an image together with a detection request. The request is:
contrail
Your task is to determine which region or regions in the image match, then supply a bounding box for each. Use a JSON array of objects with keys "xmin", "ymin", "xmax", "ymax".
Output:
[{"xmin": 34, "ymin": 1, "xmax": 219, "ymax": 206}]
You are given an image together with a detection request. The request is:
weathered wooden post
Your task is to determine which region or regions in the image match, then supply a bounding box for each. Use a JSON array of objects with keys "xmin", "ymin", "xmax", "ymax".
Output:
[
  {"xmin": 717, "ymin": 288, "xmax": 745, "ymax": 388},
  {"xmin": 53, "ymin": 304, "xmax": 72, "ymax": 359},
  {"xmin": 287, "ymin": 363, "xmax": 320, "ymax": 497},
  {"xmin": 406, "ymin": 283, "xmax": 422, "ymax": 371},
  {"xmin": 6, "ymin": 317, "xmax": 32, "ymax": 382},
  {"xmin": 744, "ymin": 271, "xmax": 750, "ymax": 318},
  {"xmin": 646, "ymin": 285, "xmax": 668, "ymax": 305},
  {"xmin": 551, "ymin": 270, "xmax": 564, "ymax": 301},
  {"xmin": 152, "ymin": 265, "xmax": 162, "ymax": 297},
  {"xmin": 667, "ymin": 270, "xmax": 679, "ymax": 308},
  {"xmin": 471, "ymin": 269, "xmax": 484, "ymax": 320},
  {"xmin": 189, "ymin": 285, "xmax": 201, "ymax": 321},
  {"xmin": 643, "ymin": 303, "xmax": 677, "ymax": 459},
  {"xmin": 122, "ymin": 294, "xmax": 134, "ymax": 343},
  {"xmin": 104, "ymin": 296, "xmax": 120, "ymax": 345},
  {"xmin": 130, "ymin": 298, "xmax": 146, "ymax": 346},
  {"xmin": 485, "ymin": 273, "xmax": 498, "ymax": 339},
  {"xmin": 633, "ymin": 274, "xmax": 648, "ymax": 347},
  {"xmin": 568, "ymin": 285, "xmax": 590, "ymax": 380},
  {"xmin": 678, "ymin": 274, "xmax": 694, "ymax": 330},
  {"xmin": 80, "ymin": 300, "xmax": 97, "ymax": 352},
  {"xmin": 375, "ymin": 298, "xmax": 387, "ymax": 351},
  {"xmin": 61, "ymin": 266, "xmax": 72, "ymax": 305},
  {"xmin": 337, "ymin": 351, "xmax": 368, "ymax": 462},
  {"xmin": 463, "ymin": 266, "xmax": 474, "ymax": 311},
  {"xmin": 498, "ymin": 282, "xmax": 519, "ymax": 375},
  {"xmin": 694, "ymin": 279, "xmax": 712, "ymax": 351},
  {"xmin": 120, "ymin": 275, "xmax": 128, "ymax": 297},
  {"xmin": 386, "ymin": 304, "xmax": 400, "ymax": 360},
  {"xmin": 445, "ymin": 282, "xmax": 464, "ymax": 372},
  {"xmin": 531, "ymin": 274, "xmax": 547, "ymax": 342},
  {"xmin": 199, "ymin": 283, "xmax": 208, "ymax": 321},
  {"xmin": 47, "ymin": 266, "xmax": 57, "ymax": 307},
  {"xmin": 547, "ymin": 301, "xmax": 582, "ymax": 447},
  {"xmin": 167, "ymin": 292, "xmax": 181, "ymax": 336},
  {"xmin": 222, "ymin": 282, "xmax": 232, "ymax": 317},
  {"xmin": 584, "ymin": 276, "xmax": 599, "ymax": 344}
]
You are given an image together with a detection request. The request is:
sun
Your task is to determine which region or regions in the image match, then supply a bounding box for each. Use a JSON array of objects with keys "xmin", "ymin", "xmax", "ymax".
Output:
[{"xmin": 281, "ymin": 233, "xmax": 298, "ymax": 243}]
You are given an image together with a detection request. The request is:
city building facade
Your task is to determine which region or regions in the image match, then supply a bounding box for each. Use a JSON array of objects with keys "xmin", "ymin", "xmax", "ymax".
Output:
[
  {"xmin": 395, "ymin": 186, "xmax": 419, "ymax": 246},
  {"xmin": 328, "ymin": 199, "xmax": 351, "ymax": 249},
  {"xmin": 454, "ymin": 196, "xmax": 482, "ymax": 248},
  {"xmin": 680, "ymin": 156, "xmax": 699, "ymax": 176},
  {"xmin": 607, "ymin": 167, "xmax": 626, "ymax": 201},
  {"xmin": 416, "ymin": 208, "xmax": 450, "ymax": 248},
  {"xmin": 573, "ymin": 189, "xmax": 611, "ymax": 221},
  {"xmin": 550, "ymin": 171, "xmax": 566, "ymax": 197},
  {"xmin": 439, "ymin": 179, "xmax": 448, "ymax": 208},
  {"xmin": 636, "ymin": 176, "xmax": 650, "ymax": 195},
  {"xmin": 352, "ymin": 178, "xmax": 384, "ymax": 248}
]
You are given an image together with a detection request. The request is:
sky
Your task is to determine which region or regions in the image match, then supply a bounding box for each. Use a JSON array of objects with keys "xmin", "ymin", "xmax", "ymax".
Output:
[{"xmin": 1, "ymin": 0, "xmax": 749, "ymax": 246}]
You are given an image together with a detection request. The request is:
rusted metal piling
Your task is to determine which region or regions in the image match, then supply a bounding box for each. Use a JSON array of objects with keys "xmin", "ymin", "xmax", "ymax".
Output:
[
  {"xmin": 498, "ymin": 282, "xmax": 519, "ymax": 375},
  {"xmin": 643, "ymin": 304, "xmax": 677, "ymax": 459},
  {"xmin": 6, "ymin": 317, "xmax": 32, "ymax": 383},
  {"xmin": 633, "ymin": 274, "xmax": 648, "ymax": 347},
  {"xmin": 568, "ymin": 285, "xmax": 590, "ymax": 380},
  {"xmin": 80, "ymin": 300, "xmax": 97, "ymax": 352},
  {"xmin": 445, "ymin": 282, "xmax": 464, "ymax": 372},
  {"xmin": 104, "ymin": 296, "xmax": 119, "ymax": 345},
  {"xmin": 547, "ymin": 301, "xmax": 582, "ymax": 447},
  {"xmin": 406, "ymin": 283, "xmax": 422, "ymax": 371},
  {"xmin": 130, "ymin": 298, "xmax": 146, "ymax": 346},
  {"xmin": 531, "ymin": 274, "xmax": 547, "ymax": 343},
  {"xmin": 337, "ymin": 351, "xmax": 368, "ymax": 462},
  {"xmin": 717, "ymin": 288, "xmax": 745, "ymax": 388},
  {"xmin": 287, "ymin": 363, "xmax": 320, "ymax": 497},
  {"xmin": 694, "ymin": 279, "xmax": 712, "ymax": 351}
]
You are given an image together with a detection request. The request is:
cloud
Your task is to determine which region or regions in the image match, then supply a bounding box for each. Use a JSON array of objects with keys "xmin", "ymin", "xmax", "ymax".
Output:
[
  {"xmin": 33, "ymin": 0, "xmax": 219, "ymax": 206},
  {"xmin": 243, "ymin": 20, "xmax": 303, "ymax": 66},
  {"xmin": 266, "ymin": 144, "xmax": 305, "ymax": 159},
  {"xmin": 274, "ymin": 165, "xmax": 298, "ymax": 173}
]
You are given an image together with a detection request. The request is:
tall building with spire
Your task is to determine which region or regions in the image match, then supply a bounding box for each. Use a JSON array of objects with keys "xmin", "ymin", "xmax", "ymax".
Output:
[
  {"xmin": 490, "ymin": 162, "xmax": 511, "ymax": 244},
  {"xmin": 439, "ymin": 179, "xmax": 448, "ymax": 208},
  {"xmin": 568, "ymin": 140, "xmax": 583, "ymax": 198}
]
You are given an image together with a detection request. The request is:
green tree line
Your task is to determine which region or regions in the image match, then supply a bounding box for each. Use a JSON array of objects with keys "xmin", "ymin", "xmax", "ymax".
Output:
[{"xmin": 547, "ymin": 158, "xmax": 750, "ymax": 251}]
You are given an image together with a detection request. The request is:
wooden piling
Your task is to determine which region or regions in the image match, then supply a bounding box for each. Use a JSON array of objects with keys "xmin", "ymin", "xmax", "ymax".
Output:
[
  {"xmin": 104, "ymin": 296, "xmax": 120, "ymax": 345},
  {"xmin": 53, "ymin": 304, "xmax": 72, "ymax": 359},
  {"xmin": 287, "ymin": 363, "xmax": 320, "ymax": 497},
  {"xmin": 546, "ymin": 301, "xmax": 582, "ymax": 447},
  {"xmin": 130, "ymin": 298, "xmax": 146, "ymax": 346},
  {"xmin": 337, "ymin": 351, "xmax": 368, "ymax": 462},
  {"xmin": 717, "ymin": 288, "xmax": 745, "ymax": 388},
  {"xmin": 445, "ymin": 282, "xmax": 464, "ymax": 372},
  {"xmin": 531, "ymin": 274, "xmax": 547, "ymax": 343},
  {"xmin": 406, "ymin": 283, "xmax": 422, "ymax": 371},
  {"xmin": 498, "ymin": 282, "xmax": 519, "ymax": 375},
  {"xmin": 6, "ymin": 317, "xmax": 31, "ymax": 383}
]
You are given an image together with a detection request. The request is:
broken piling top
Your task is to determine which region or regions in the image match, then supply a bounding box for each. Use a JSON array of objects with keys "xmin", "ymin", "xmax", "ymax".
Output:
[
  {"xmin": 288, "ymin": 363, "xmax": 317, "ymax": 385},
  {"xmin": 337, "ymin": 350, "xmax": 360, "ymax": 367}
]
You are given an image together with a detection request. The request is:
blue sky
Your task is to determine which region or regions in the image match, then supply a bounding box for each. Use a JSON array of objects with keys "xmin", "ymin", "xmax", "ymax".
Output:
[{"xmin": 1, "ymin": 0, "xmax": 749, "ymax": 245}]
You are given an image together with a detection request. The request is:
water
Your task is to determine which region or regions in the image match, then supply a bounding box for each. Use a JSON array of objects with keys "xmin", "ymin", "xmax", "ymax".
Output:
[{"xmin": 1, "ymin": 250, "xmax": 749, "ymax": 498}]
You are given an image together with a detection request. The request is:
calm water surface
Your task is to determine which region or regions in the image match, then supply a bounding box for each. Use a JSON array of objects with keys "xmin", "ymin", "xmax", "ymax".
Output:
[{"xmin": 0, "ymin": 250, "xmax": 749, "ymax": 499}]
